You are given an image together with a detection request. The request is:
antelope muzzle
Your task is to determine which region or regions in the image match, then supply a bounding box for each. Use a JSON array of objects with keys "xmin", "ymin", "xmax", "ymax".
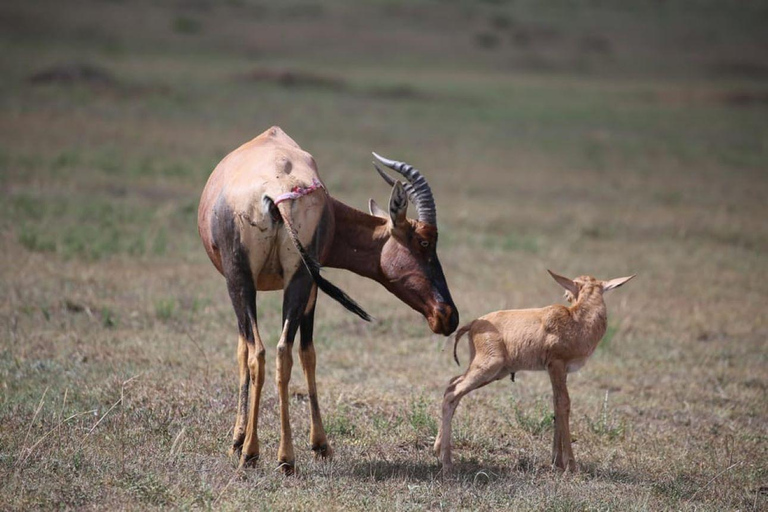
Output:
[{"xmin": 427, "ymin": 301, "xmax": 459, "ymax": 336}]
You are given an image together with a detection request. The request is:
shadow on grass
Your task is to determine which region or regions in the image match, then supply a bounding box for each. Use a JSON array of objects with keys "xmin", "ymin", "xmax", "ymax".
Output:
[
  {"xmin": 516, "ymin": 456, "xmax": 649, "ymax": 486},
  {"xmin": 349, "ymin": 460, "xmax": 439, "ymax": 481},
  {"xmin": 345, "ymin": 448, "xmax": 647, "ymax": 484},
  {"xmin": 349, "ymin": 459, "xmax": 517, "ymax": 483},
  {"xmin": 577, "ymin": 460, "xmax": 647, "ymax": 485},
  {"xmin": 450, "ymin": 455, "xmax": 646, "ymax": 486}
]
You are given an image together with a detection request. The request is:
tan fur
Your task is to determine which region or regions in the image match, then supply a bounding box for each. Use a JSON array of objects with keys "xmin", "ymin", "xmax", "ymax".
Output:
[
  {"xmin": 198, "ymin": 126, "xmax": 328, "ymax": 290},
  {"xmin": 452, "ymin": 323, "xmax": 472, "ymax": 365},
  {"xmin": 436, "ymin": 271, "xmax": 635, "ymax": 472}
]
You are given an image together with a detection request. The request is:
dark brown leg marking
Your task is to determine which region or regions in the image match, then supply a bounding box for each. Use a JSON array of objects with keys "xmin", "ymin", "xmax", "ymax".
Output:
[
  {"xmin": 275, "ymin": 268, "xmax": 316, "ymax": 475},
  {"xmin": 212, "ymin": 198, "xmax": 265, "ymax": 467}
]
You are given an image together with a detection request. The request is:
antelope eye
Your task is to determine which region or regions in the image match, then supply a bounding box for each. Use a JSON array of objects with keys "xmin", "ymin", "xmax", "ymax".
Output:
[{"xmin": 420, "ymin": 240, "xmax": 429, "ymax": 248}]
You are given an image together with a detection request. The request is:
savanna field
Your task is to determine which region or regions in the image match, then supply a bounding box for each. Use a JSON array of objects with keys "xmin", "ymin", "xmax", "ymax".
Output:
[{"xmin": 1, "ymin": 1, "xmax": 767, "ymax": 510}]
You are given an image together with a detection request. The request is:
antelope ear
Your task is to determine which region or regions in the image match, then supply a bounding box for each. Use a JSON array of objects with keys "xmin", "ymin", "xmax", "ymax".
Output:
[
  {"xmin": 548, "ymin": 270, "xmax": 579, "ymax": 297},
  {"xmin": 388, "ymin": 181, "xmax": 408, "ymax": 227},
  {"xmin": 602, "ymin": 274, "xmax": 636, "ymax": 292},
  {"xmin": 368, "ymin": 198, "xmax": 387, "ymax": 218}
]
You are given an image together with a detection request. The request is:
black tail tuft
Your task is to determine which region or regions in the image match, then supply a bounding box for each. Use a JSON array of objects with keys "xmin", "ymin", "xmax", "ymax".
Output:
[{"xmin": 294, "ymin": 238, "xmax": 372, "ymax": 322}]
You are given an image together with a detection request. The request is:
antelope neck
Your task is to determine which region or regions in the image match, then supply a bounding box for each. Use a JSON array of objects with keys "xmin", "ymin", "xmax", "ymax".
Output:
[
  {"xmin": 569, "ymin": 285, "xmax": 607, "ymax": 340},
  {"xmin": 324, "ymin": 198, "xmax": 388, "ymax": 281}
]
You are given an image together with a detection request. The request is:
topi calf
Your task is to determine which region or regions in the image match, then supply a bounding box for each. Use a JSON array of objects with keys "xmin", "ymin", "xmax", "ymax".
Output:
[{"xmin": 435, "ymin": 270, "xmax": 635, "ymax": 471}]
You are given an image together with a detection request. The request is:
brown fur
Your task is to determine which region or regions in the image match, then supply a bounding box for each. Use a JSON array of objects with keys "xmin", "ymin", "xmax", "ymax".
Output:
[{"xmin": 436, "ymin": 271, "xmax": 635, "ymax": 472}]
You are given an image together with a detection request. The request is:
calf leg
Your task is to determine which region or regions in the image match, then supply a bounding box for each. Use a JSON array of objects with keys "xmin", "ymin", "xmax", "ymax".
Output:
[
  {"xmin": 298, "ymin": 297, "xmax": 333, "ymax": 459},
  {"xmin": 548, "ymin": 361, "xmax": 576, "ymax": 471},
  {"xmin": 437, "ymin": 360, "xmax": 505, "ymax": 470},
  {"xmin": 434, "ymin": 374, "xmax": 462, "ymax": 457}
]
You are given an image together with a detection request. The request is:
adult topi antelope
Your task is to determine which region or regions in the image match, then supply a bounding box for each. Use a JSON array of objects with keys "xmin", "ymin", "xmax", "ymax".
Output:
[{"xmin": 198, "ymin": 126, "xmax": 458, "ymax": 474}]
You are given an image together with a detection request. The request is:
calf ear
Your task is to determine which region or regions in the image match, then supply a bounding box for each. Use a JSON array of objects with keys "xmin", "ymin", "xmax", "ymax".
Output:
[
  {"xmin": 388, "ymin": 181, "xmax": 408, "ymax": 227},
  {"xmin": 368, "ymin": 198, "xmax": 387, "ymax": 218},
  {"xmin": 602, "ymin": 275, "xmax": 636, "ymax": 292},
  {"xmin": 548, "ymin": 270, "xmax": 579, "ymax": 297}
]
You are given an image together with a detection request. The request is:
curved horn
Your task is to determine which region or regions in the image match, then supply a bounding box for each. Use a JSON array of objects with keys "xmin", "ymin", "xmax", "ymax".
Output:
[
  {"xmin": 372, "ymin": 152, "xmax": 436, "ymax": 225},
  {"xmin": 373, "ymin": 163, "xmax": 418, "ymax": 206}
]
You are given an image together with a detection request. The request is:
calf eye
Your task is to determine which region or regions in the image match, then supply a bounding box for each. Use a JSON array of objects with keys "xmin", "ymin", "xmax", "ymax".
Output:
[{"xmin": 420, "ymin": 240, "xmax": 429, "ymax": 248}]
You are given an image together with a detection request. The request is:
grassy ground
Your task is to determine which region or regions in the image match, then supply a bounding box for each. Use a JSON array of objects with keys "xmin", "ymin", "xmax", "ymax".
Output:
[{"xmin": 1, "ymin": 0, "xmax": 767, "ymax": 510}]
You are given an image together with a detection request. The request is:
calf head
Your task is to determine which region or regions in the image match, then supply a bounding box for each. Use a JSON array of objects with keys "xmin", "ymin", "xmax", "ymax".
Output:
[{"xmin": 548, "ymin": 270, "xmax": 635, "ymax": 303}]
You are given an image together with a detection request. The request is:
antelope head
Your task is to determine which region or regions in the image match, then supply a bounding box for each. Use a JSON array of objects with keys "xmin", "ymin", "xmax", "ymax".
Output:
[{"xmin": 368, "ymin": 153, "xmax": 459, "ymax": 335}]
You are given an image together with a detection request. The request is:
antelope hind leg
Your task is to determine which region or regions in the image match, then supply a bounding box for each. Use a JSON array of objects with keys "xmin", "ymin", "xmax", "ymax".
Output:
[{"xmin": 299, "ymin": 300, "xmax": 333, "ymax": 459}]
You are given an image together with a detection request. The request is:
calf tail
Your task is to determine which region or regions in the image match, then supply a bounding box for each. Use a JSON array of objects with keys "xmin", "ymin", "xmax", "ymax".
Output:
[
  {"xmin": 453, "ymin": 322, "xmax": 473, "ymax": 366},
  {"xmin": 267, "ymin": 196, "xmax": 371, "ymax": 322}
]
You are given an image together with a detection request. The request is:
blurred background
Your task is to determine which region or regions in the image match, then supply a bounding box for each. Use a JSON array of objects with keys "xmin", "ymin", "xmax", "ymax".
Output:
[{"xmin": 1, "ymin": 1, "xmax": 767, "ymax": 509}]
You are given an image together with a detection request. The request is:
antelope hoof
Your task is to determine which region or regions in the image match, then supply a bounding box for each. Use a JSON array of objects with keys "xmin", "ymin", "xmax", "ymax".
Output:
[
  {"xmin": 230, "ymin": 441, "xmax": 243, "ymax": 459},
  {"xmin": 278, "ymin": 459, "xmax": 296, "ymax": 476},
  {"xmin": 311, "ymin": 443, "xmax": 333, "ymax": 460},
  {"xmin": 239, "ymin": 452, "xmax": 259, "ymax": 469}
]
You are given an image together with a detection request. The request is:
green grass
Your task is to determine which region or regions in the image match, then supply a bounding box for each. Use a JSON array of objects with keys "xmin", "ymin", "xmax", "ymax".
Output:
[
  {"xmin": 585, "ymin": 391, "xmax": 626, "ymax": 441},
  {"xmin": 1, "ymin": 0, "xmax": 766, "ymax": 510},
  {"xmin": 154, "ymin": 298, "xmax": 177, "ymax": 321},
  {"xmin": 513, "ymin": 399, "xmax": 555, "ymax": 436},
  {"xmin": 408, "ymin": 396, "xmax": 439, "ymax": 438},
  {"xmin": 325, "ymin": 407, "xmax": 357, "ymax": 438}
]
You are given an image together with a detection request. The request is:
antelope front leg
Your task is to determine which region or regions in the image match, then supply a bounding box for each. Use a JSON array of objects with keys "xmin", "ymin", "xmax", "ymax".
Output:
[
  {"xmin": 548, "ymin": 361, "xmax": 576, "ymax": 472},
  {"xmin": 230, "ymin": 335, "xmax": 249, "ymax": 458},
  {"xmin": 299, "ymin": 303, "xmax": 332, "ymax": 459}
]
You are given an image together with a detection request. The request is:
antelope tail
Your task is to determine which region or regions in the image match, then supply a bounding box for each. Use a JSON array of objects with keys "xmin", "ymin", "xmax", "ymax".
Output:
[
  {"xmin": 453, "ymin": 322, "xmax": 473, "ymax": 366},
  {"xmin": 267, "ymin": 196, "xmax": 372, "ymax": 322}
]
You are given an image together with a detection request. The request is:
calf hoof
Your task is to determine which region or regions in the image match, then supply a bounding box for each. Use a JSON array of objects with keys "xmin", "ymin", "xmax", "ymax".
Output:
[
  {"xmin": 439, "ymin": 462, "xmax": 454, "ymax": 477},
  {"xmin": 239, "ymin": 453, "xmax": 259, "ymax": 469},
  {"xmin": 311, "ymin": 443, "xmax": 334, "ymax": 460},
  {"xmin": 552, "ymin": 459, "xmax": 577, "ymax": 473},
  {"xmin": 438, "ymin": 451, "xmax": 453, "ymax": 472},
  {"xmin": 278, "ymin": 459, "xmax": 296, "ymax": 476}
]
